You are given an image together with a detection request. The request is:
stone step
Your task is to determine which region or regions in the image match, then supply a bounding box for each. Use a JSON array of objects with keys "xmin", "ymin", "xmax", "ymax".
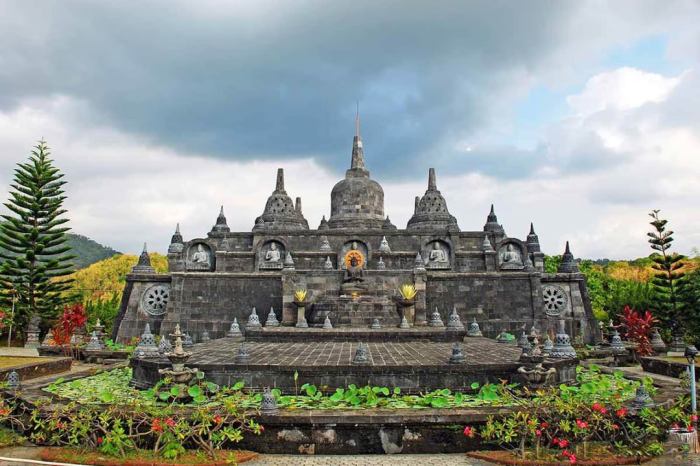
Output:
[{"xmin": 244, "ymin": 326, "xmax": 465, "ymax": 342}]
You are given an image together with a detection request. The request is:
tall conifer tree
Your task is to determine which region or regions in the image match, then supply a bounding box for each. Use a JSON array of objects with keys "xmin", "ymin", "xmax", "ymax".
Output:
[{"xmin": 0, "ymin": 141, "xmax": 75, "ymax": 333}]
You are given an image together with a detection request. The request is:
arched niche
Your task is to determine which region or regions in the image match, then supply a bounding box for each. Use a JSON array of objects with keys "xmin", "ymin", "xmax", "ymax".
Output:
[
  {"xmin": 497, "ymin": 239, "xmax": 529, "ymax": 271},
  {"xmin": 422, "ymin": 239, "xmax": 452, "ymax": 270},
  {"xmin": 186, "ymin": 241, "xmax": 214, "ymax": 271},
  {"xmin": 338, "ymin": 240, "xmax": 369, "ymax": 270},
  {"xmin": 257, "ymin": 239, "xmax": 287, "ymax": 270}
]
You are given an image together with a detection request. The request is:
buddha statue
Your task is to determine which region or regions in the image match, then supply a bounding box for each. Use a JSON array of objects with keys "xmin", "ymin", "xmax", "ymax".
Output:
[
  {"xmin": 191, "ymin": 244, "xmax": 210, "ymax": 265},
  {"xmin": 427, "ymin": 242, "xmax": 449, "ymax": 268},
  {"xmin": 500, "ymin": 244, "xmax": 524, "ymax": 269},
  {"xmin": 343, "ymin": 255, "xmax": 364, "ymax": 283},
  {"xmin": 265, "ymin": 243, "xmax": 281, "ymax": 263}
]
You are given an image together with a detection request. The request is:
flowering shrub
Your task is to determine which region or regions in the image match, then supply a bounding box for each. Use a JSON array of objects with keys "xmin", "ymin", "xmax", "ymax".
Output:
[
  {"xmin": 52, "ymin": 303, "xmax": 87, "ymax": 345},
  {"xmin": 619, "ymin": 305, "xmax": 657, "ymax": 356}
]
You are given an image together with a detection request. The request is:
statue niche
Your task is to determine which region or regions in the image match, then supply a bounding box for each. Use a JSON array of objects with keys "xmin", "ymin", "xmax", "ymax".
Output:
[
  {"xmin": 423, "ymin": 240, "xmax": 450, "ymax": 269},
  {"xmin": 340, "ymin": 241, "xmax": 368, "ymax": 294},
  {"xmin": 186, "ymin": 243, "xmax": 213, "ymax": 271},
  {"xmin": 498, "ymin": 242, "xmax": 525, "ymax": 270},
  {"xmin": 259, "ymin": 241, "xmax": 285, "ymax": 270}
]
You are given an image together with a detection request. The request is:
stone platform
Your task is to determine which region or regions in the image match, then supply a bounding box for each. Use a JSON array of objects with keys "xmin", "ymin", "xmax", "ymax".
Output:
[
  {"xmin": 244, "ymin": 327, "xmax": 466, "ymax": 342},
  {"xmin": 131, "ymin": 335, "xmax": 525, "ymax": 392}
]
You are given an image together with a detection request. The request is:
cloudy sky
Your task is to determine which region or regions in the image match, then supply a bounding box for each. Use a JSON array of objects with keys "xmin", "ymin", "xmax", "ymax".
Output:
[{"xmin": 0, "ymin": 0, "xmax": 699, "ymax": 259}]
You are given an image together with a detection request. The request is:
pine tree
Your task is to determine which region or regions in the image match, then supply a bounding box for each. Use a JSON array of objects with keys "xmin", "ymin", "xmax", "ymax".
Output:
[
  {"xmin": 0, "ymin": 141, "xmax": 75, "ymax": 334},
  {"xmin": 647, "ymin": 209, "xmax": 687, "ymax": 347}
]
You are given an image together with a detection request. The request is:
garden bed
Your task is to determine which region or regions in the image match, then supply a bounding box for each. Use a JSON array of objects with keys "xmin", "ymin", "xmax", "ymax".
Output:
[
  {"xmin": 468, "ymin": 449, "xmax": 650, "ymax": 465},
  {"xmin": 39, "ymin": 447, "xmax": 258, "ymax": 466}
]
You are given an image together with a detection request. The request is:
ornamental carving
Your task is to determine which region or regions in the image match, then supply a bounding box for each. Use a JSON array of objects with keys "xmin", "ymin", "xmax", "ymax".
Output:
[
  {"xmin": 141, "ymin": 284, "xmax": 170, "ymax": 316},
  {"xmin": 542, "ymin": 285, "xmax": 568, "ymax": 316}
]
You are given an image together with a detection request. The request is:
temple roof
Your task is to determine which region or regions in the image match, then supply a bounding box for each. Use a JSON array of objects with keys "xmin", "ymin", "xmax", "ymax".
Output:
[
  {"xmin": 406, "ymin": 168, "xmax": 459, "ymax": 231},
  {"xmin": 253, "ymin": 168, "xmax": 309, "ymax": 231}
]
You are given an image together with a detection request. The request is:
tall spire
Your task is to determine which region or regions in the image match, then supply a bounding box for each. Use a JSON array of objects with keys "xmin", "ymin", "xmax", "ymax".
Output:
[
  {"xmin": 558, "ymin": 241, "xmax": 579, "ymax": 273},
  {"xmin": 211, "ymin": 205, "xmax": 230, "ymax": 233},
  {"xmin": 132, "ymin": 242, "xmax": 155, "ymax": 274},
  {"xmin": 428, "ymin": 167, "xmax": 437, "ymax": 191},
  {"xmin": 483, "ymin": 204, "xmax": 505, "ymax": 234},
  {"xmin": 170, "ymin": 223, "xmax": 183, "ymax": 244},
  {"xmin": 350, "ymin": 105, "xmax": 367, "ymax": 173},
  {"xmin": 275, "ymin": 168, "xmax": 285, "ymax": 193},
  {"xmin": 526, "ymin": 222, "xmax": 540, "ymax": 253}
]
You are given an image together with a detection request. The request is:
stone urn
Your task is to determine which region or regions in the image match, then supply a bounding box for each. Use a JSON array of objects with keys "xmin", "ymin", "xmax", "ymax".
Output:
[
  {"xmin": 392, "ymin": 296, "xmax": 415, "ymax": 326},
  {"xmin": 293, "ymin": 290, "xmax": 310, "ymax": 328}
]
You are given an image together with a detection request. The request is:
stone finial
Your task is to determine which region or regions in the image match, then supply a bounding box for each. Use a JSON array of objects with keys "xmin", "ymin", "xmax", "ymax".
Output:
[
  {"xmin": 482, "ymin": 235, "xmax": 494, "ymax": 252},
  {"xmin": 265, "ymin": 307, "xmax": 280, "ymax": 327},
  {"xmin": 323, "ymin": 315, "xmax": 333, "ymax": 329},
  {"xmin": 382, "ymin": 216, "xmax": 397, "ymax": 230},
  {"xmin": 275, "ymin": 168, "xmax": 286, "ymax": 193},
  {"xmin": 183, "ymin": 332, "xmax": 194, "ymax": 347},
  {"xmin": 526, "ymin": 222, "xmax": 540, "ymax": 253},
  {"xmin": 260, "ymin": 387, "xmax": 279, "ymax": 415},
  {"xmin": 227, "ymin": 318, "xmax": 243, "ymax": 337},
  {"xmin": 517, "ymin": 331, "xmax": 531, "ymax": 351},
  {"xmin": 211, "ymin": 206, "xmax": 230, "ymax": 233},
  {"xmin": 483, "ymin": 204, "xmax": 505, "ymax": 234},
  {"xmin": 158, "ymin": 332, "xmax": 173, "ymax": 353},
  {"xmin": 318, "ymin": 215, "xmax": 330, "ymax": 230},
  {"xmin": 428, "ymin": 167, "xmax": 437, "ymax": 191},
  {"xmin": 350, "ymin": 109, "xmax": 367, "ymax": 173},
  {"xmin": 132, "ymin": 243, "xmax": 155, "ymax": 274},
  {"xmin": 235, "ymin": 343, "xmax": 250, "ymax": 363},
  {"xmin": 377, "ymin": 256, "xmax": 386, "ymax": 270},
  {"xmin": 370, "ymin": 318, "xmax": 382, "ymax": 329},
  {"xmin": 414, "ymin": 196, "xmax": 420, "ymax": 214},
  {"xmin": 428, "ymin": 307, "xmax": 445, "ymax": 327},
  {"xmin": 352, "ymin": 342, "xmax": 370, "ymax": 365},
  {"xmin": 399, "ymin": 315, "xmax": 411, "ymax": 329},
  {"xmin": 558, "ymin": 241, "xmax": 579, "ymax": 273},
  {"xmin": 200, "ymin": 330, "xmax": 210, "ymax": 342},
  {"xmin": 467, "ymin": 318, "xmax": 483, "ymax": 337},
  {"xmin": 320, "ymin": 235, "xmax": 332, "ymax": 251},
  {"xmin": 283, "ymin": 252, "xmax": 295, "ymax": 269},
  {"xmin": 549, "ymin": 320, "xmax": 577, "ymax": 359},
  {"xmin": 449, "ymin": 342, "xmax": 466, "ymax": 364},
  {"xmin": 379, "ymin": 236, "xmax": 391, "ymax": 253},
  {"xmin": 446, "ymin": 306, "xmax": 464, "ymax": 330},
  {"xmin": 246, "ymin": 307, "xmax": 262, "ymax": 328},
  {"xmin": 6, "ymin": 370, "xmax": 20, "ymax": 390},
  {"xmin": 85, "ymin": 331, "xmax": 104, "ymax": 351},
  {"xmin": 414, "ymin": 252, "xmax": 426, "ymax": 271},
  {"xmin": 324, "ymin": 256, "xmax": 334, "ymax": 270},
  {"xmin": 295, "ymin": 197, "xmax": 302, "ymax": 214},
  {"xmin": 134, "ymin": 323, "xmax": 160, "ymax": 358}
]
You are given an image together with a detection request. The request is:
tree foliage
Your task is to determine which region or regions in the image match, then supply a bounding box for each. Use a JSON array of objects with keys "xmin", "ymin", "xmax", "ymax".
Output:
[{"xmin": 0, "ymin": 141, "xmax": 75, "ymax": 331}]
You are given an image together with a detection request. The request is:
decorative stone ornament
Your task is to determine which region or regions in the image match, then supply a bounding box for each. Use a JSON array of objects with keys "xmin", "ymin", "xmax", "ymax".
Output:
[
  {"xmin": 168, "ymin": 223, "xmax": 184, "ymax": 253},
  {"xmin": 320, "ymin": 236, "xmax": 332, "ymax": 252},
  {"xmin": 549, "ymin": 320, "xmax": 577, "ymax": 359},
  {"xmin": 628, "ymin": 386, "xmax": 655, "ymax": 411},
  {"xmin": 265, "ymin": 308, "xmax": 280, "ymax": 327},
  {"xmin": 609, "ymin": 329, "xmax": 627, "ymax": 354},
  {"xmin": 377, "ymin": 256, "xmax": 386, "ymax": 270},
  {"xmin": 6, "ymin": 370, "xmax": 20, "ymax": 390},
  {"xmin": 134, "ymin": 324, "xmax": 160, "ymax": 358},
  {"xmin": 324, "ymin": 256, "xmax": 334, "ymax": 270},
  {"xmin": 352, "ymin": 342, "xmax": 370, "ymax": 365},
  {"xmin": 557, "ymin": 241, "xmax": 579, "ymax": 273},
  {"xmin": 200, "ymin": 330, "xmax": 210, "ymax": 342},
  {"xmin": 227, "ymin": 318, "xmax": 243, "ymax": 337},
  {"xmin": 650, "ymin": 328, "xmax": 666, "ymax": 354},
  {"xmin": 482, "ymin": 235, "xmax": 494, "ymax": 252},
  {"xmin": 132, "ymin": 243, "xmax": 156, "ymax": 274},
  {"xmin": 236, "ymin": 343, "xmax": 250, "ymax": 364},
  {"xmin": 542, "ymin": 335, "xmax": 554, "ymax": 355},
  {"xmin": 246, "ymin": 307, "xmax": 262, "ymax": 328},
  {"xmin": 446, "ymin": 307, "xmax": 463, "ymax": 330},
  {"xmin": 142, "ymin": 284, "xmax": 170, "ymax": 316},
  {"xmin": 283, "ymin": 252, "xmax": 295, "ymax": 269},
  {"xmin": 158, "ymin": 332, "xmax": 173, "ymax": 353},
  {"xmin": 370, "ymin": 318, "xmax": 382, "ymax": 330},
  {"xmin": 542, "ymin": 285, "xmax": 568, "ymax": 316},
  {"xmin": 379, "ymin": 236, "xmax": 391, "ymax": 253},
  {"xmin": 260, "ymin": 387, "xmax": 279, "ymax": 415},
  {"xmin": 467, "ymin": 318, "xmax": 483, "ymax": 337},
  {"xmin": 183, "ymin": 332, "xmax": 194, "ymax": 348},
  {"xmin": 448, "ymin": 342, "xmax": 466, "ymax": 364},
  {"xmin": 399, "ymin": 315, "xmax": 411, "ymax": 329},
  {"xmin": 428, "ymin": 308, "xmax": 444, "ymax": 327},
  {"xmin": 85, "ymin": 331, "xmax": 104, "ymax": 351},
  {"xmin": 414, "ymin": 253, "xmax": 426, "ymax": 271},
  {"xmin": 323, "ymin": 315, "xmax": 333, "ymax": 329},
  {"xmin": 517, "ymin": 331, "xmax": 531, "ymax": 351}
]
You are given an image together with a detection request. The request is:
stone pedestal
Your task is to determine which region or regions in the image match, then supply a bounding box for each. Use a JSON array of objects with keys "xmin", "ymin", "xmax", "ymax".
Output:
[{"xmin": 413, "ymin": 272, "xmax": 427, "ymax": 326}]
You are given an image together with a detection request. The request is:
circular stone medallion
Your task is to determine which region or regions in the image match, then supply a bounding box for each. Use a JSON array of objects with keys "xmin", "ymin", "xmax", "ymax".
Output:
[
  {"xmin": 344, "ymin": 249, "xmax": 365, "ymax": 269},
  {"xmin": 542, "ymin": 285, "xmax": 568, "ymax": 316},
  {"xmin": 142, "ymin": 284, "xmax": 170, "ymax": 316}
]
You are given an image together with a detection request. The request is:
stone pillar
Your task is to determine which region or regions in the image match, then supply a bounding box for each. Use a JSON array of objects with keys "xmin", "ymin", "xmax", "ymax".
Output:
[
  {"xmin": 484, "ymin": 250, "xmax": 497, "ymax": 272},
  {"xmin": 532, "ymin": 251, "xmax": 545, "ymax": 273},
  {"xmin": 167, "ymin": 252, "xmax": 185, "ymax": 273},
  {"xmin": 281, "ymin": 269, "xmax": 298, "ymax": 325},
  {"xmin": 413, "ymin": 272, "xmax": 427, "ymax": 326}
]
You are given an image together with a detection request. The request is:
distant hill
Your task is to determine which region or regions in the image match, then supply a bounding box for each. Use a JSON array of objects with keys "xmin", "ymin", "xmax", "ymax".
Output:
[{"xmin": 65, "ymin": 234, "xmax": 120, "ymax": 269}]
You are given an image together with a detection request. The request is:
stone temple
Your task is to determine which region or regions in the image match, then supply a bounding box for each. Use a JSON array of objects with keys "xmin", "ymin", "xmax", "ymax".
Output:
[{"xmin": 116, "ymin": 118, "xmax": 597, "ymax": 390}]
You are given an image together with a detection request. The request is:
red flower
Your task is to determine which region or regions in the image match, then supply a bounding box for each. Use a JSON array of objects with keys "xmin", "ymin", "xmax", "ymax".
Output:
[
  {"xmin": 97, "ymin": 437, "xmax": 103, "ymax": 445},
  {"xmin": 463, "ymin": 426, "xmax": 475, "ymax": 438},
  {"xmin": 552, "ymin": 437, "xmax": 560, "ymax": 446},
  {"xmin": 600, "ymin": 407, "xmax": 608, "ymax": 414},
  {"xmin": 558, "ymin": 439, "xmax": 570, "ymax": 448},
  {"xmin": 165, "ymin": 417, "xmax": 176, "ymax": 428},
  {"xmin": 151, "ymin": 418, "xmax": 163, "ymax": 433},
  {"xmin": 540, "ymin": 421, "xmax": 549, "ymax": 429},
  {"xmin": 575, "ymin": 419, "xmax": 588, "ymax": 429},
  {"xmin": 56, "ymin": 421, "xmax": 66, "ymax": 430},
  {"xmin": 213, "ymin": 415, "xmax": 223, "ymax": 424},
  {"xmin": 535, "ymin": 429, "xmax": 542, "ymax": 437},
  {"xmin": 562, "ymin": 450, "xmax": 572, "ymax": 457},
  {"xmin": 591, "ymin": 402, "xmax": 603, "ymax": 412},
  {"xmin": 569, "ymin": 454, "xmax": 578, "ymax": 464},
  {"xmin": 615, "ymin": 407, "xmax": 627, "ymax": 418},
  {"xmin": 691, "ymin": 414, "xmax": 699, "ymax": 423},
  {"xmin": 671, "ymin": 423, "xmax": 680, "ymax": 430},
  {"xmin": 612, "ymin": 423, "xmax": 620, "ymax": 430},
  {"xmin": 259, "ymin": 425, "xmax": 265, "ymax": 433}
]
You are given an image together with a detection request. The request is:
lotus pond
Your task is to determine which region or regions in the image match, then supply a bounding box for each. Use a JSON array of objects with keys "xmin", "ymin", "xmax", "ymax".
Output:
[{"xmin": 42, "ymin": 365, "xmax": 646, "ymax": 410}]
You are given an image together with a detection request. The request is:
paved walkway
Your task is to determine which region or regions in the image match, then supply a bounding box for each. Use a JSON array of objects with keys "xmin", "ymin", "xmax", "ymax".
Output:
[{"xmin": 246, "ymin": 454, "xmax": 488, "ymax": 465}]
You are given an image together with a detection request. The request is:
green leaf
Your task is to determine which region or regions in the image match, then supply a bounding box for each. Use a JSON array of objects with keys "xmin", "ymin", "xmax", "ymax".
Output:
[
  {"xmin": 99, "ymin": 391, "xmax": 115, "ymax": 403},
  {"xmin": 188, "ymin": 386, "xmax": 202, "ymax": 398},
  {"xmin": 470, "ymin": 382, "xmax": 480, "ymax": 390},
  {"xmin": 232, "ymin": 381, "xmax": 245, "ymax": 391}
]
